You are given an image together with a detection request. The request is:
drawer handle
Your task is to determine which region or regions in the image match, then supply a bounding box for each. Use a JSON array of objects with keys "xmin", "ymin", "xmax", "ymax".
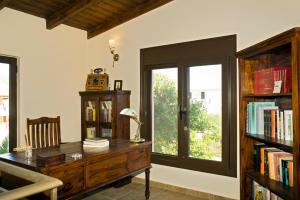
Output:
[{"xmin": 62, "ymin": 182, "xmax": 73, "ymax": 193}]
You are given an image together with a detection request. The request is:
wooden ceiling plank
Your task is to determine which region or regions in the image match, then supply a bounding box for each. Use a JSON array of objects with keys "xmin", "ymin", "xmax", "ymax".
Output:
[
  {"xmin": 82, "ymin": 7, "xmax": 108, "ymax": 20},
  {"xmin": 0, "ymin": 0, "xmax": 11, "ymax": 10},
  {"xmin": 66, "ymin": 12, "xmax": 100, "ymax": 29},
  {"xmin": 7, "ymin": 1, "xmax": 46, "ymax": 18},
  {"xmin": 87, "ymin": 0, "xmax": 173, "ymax": 39},
  {"xmin": 46, "ymin": 0, "xmax": 101, "ymax": 29}
]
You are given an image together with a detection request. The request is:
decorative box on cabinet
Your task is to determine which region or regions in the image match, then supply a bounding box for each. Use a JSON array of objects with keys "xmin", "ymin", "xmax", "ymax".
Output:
[{"xmin": 79, "ymin": 90, "xmax": 131, "ymax": 140}]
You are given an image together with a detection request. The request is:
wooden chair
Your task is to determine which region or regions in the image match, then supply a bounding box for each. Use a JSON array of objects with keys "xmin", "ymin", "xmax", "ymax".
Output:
[{"xmin": 26, "ymin": 116, "xmax": 61, "ymax": 149}]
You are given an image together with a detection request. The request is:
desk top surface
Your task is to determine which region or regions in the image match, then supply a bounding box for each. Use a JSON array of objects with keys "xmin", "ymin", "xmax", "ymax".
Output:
[{"xmin": 0, "ymin": 140, "xmax": 151, "ymax": 171}]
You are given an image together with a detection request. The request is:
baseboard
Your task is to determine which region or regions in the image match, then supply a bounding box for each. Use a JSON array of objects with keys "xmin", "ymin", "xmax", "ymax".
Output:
[{"xmin": 132, "ymin": 177, "xmax": 236, "ymax": 200}]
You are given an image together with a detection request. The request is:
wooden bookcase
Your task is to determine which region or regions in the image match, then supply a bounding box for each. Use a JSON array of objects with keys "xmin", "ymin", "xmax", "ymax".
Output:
[
  {"xmin": 79, "ymin": 90, "xmax": 131, "ymax": 140},
  {"xmin": 237, "ymin": 28, "xmax": 300, "ymax": 200}
]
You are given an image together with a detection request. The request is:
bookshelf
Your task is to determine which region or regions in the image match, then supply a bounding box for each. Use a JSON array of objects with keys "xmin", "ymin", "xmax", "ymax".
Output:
[
  {"xmin": 237, "ymin": 28, "xmax": 300, "ymax": 200},
  {"xmin": 79, "ymin": 90, "xmax": 131, "ymax": 140}
]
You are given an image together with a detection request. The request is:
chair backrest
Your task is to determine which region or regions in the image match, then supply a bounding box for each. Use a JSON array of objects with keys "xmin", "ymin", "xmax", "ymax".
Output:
[{"xmin": 26, "ymin": 116, "xmax": 61, "ymax": 149}]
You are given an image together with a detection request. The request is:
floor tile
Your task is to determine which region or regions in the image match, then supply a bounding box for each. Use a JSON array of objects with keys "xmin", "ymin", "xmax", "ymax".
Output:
[{"xmin": 82, "ymin": 182, "xmax": 209, "ymax": 200}]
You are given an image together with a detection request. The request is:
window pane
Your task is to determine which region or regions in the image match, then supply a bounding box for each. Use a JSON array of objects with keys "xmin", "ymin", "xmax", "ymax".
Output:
[
  {"xmin": 152, "ymin": 68, "xmax": 178, "ymax": 155},
  {"xmin": 188, "ymin": 65, "xmax": 222, "ymax": 161},
  {"xmin": 0, "ymin": 63, "xmax": 9, "ymax": 154}
]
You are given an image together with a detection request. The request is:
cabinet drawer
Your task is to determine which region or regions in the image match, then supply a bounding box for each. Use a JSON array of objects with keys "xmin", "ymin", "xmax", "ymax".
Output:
[
  {"xmin": 86, "ymin": 154, "xmax": 128, "ymax": 188},
  {"xmin": 127, "ymin": 147, "xmax": 150, "ymax": 172},
  {"xmin": 48, "ymin": 164, "xmax": 84, "ymax": 198}
]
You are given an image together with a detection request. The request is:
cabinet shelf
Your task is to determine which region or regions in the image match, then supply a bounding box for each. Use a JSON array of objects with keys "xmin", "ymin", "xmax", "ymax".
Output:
[
  {"xmin": 85, "ymin": 121, "xmax": 96, "ymax": 125},
  {"xmin": 99, "ymin": 122, "xmax": 112, "ymax": 128},
  {"xmin": 245, "ymin": 133, "xmax": 293, "ymax": 152},
  {"xmin": 245, "ymin": 170, "xmax": 293, "ymax": 200},
  {"xmin": 242, "ymin": 93, "xmax": 292, "ymax": 98}
]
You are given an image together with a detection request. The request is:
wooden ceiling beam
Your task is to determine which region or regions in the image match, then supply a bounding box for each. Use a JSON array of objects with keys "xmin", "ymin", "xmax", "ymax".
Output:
[
  {"xmin": 87, "ymin": 0, "xmax": 174, "ymax": 39},
  {"xmin": 46, "ymin": 0, "xmax": 101, "ymax": 30},
  {"xmin": 0, "ymin": 0, "xmax": 11, "ymax": 11}
]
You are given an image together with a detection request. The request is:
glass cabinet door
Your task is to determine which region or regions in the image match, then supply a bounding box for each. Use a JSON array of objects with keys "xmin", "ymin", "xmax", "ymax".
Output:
[
  {"xmin": 99, "ymin": 100, "xmax": 112, "ymax": 138},
  {"xmin": 84, "ymin": 100, "xmax": 97, "ymax": 139}
]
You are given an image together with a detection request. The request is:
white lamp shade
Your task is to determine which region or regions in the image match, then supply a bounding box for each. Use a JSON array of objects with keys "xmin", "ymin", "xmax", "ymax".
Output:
[
  {"xmin": 120, "ymin": 108, "xmax": 137, "ymax": 117},
  {"xmin": 109, "ymin": 39, "xmax": 115, "ymax": 49}
]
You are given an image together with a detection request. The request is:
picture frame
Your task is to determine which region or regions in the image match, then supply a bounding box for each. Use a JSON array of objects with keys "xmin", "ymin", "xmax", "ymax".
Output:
[{"xmin": 114, "ymin": 80, "xmax": 123, "ymax": 90}]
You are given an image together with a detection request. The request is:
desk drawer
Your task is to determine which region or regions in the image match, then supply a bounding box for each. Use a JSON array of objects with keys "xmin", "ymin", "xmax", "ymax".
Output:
[
  {"xmin": 86, "ymin": 154, "xmax": 128, "ymax": 188},
  {"xmin": 48, "ymin": 164, "xmax": 84, "ymax": 198},
  {"xmin": 127, "ymin": 147, "xmax": 150, "ymax": 172}
]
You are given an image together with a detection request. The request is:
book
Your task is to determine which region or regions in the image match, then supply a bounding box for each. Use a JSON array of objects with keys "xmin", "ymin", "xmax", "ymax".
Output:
[
  {"xmin": 252, "ymin": 180, "xmax": 284, "ymax": 200},
  {"xmin": 83, "ymin": 138, "xmax": 109, "ymax": 148},
  {"xmin": 83, "ymin": 143, "xmax": 109, "ymax": 148},
  {"xmin": 264, "ymin": 148, "xmax": 282, "ymax": 176},
  {"xmin": 253, "ymin": 143, "xmax": 267, "ymax": 172},
  {"xmin": 256, "ymin": 106, "xmax": 278, "ymax": 135},
  {"xmin": 247, "ymin": 102, "xmax": 275, "ymax": 134},
  {"xmin": 279, "ymin": 156, "xmax": 293, "ymax": 183},
  {"xmin": 272, "ymin": 152, "xmax": 292, "ymax": 181},
  {"xmin": 254, "ymin": 66, "xmax": 291, "ymax": 94},
  {"xmin": 85, "ymin": 138, "xmax": 109, "ymax": 142},
  {"xmin": 284, "ymin": 110, "xmax": 293, "ymax": 141},
  {"xmin": 252, "ymin": 180, "xmax": 270, "ymax": 200},
  {"xmin": 287, "ymin": 160, "xmax": 293, "ymax": 187}
]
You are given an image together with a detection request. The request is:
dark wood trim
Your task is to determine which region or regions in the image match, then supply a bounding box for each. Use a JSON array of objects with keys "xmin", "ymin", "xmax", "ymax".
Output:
[
  {"xmin": 46, "ymin": 0, "xmax": 101, "ymax": 29},
  {"xmin": 0, "ymin": 0, "xmax": 10, "ymax": 10},
  {"xmin": 140, "ymin": 35, "xmax": 237, "ymax": 177},
  {"xmin": 236, "ymin": 28, "xmax": 300, "ymax": 58},
  {"xmin": 0, "ymin": 56, "xmax": 17, "ymax": 152},
  {"xmin": 87, "ymin": 0, "xmax": 174, "ymax": 39},
  {"xmin": 145, "ymin": 167, "xmax": 150, "ymax": 200}
]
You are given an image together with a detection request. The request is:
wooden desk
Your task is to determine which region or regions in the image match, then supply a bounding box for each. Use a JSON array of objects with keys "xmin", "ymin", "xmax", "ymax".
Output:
[{"xmin": 0, "ymin": 140, "xmax": 152, "ymax": 200}]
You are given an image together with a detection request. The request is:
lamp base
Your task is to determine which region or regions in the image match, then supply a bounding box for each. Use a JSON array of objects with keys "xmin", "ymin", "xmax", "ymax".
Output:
[{"xmin": 130, "ymin": 138, "xmax": 146, "ymax": 143}]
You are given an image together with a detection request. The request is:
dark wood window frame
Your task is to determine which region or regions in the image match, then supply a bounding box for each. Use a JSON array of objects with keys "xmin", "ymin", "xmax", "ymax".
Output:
[
  {"xmin": 140, "ymin": 35, "xmax": 237, "ymax": 177},
  {"xmin": 0, "ymin": 56, "xmax": 17, "ymax": 152}
]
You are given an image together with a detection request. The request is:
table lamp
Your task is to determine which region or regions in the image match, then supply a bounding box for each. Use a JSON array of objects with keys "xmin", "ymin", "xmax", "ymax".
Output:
[{"xmin": 120, "ymin": 108, "xmax": 145, "ymax": 143}]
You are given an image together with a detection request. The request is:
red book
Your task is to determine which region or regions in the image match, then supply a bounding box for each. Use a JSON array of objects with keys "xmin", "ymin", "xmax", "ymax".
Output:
[{"xmin": 254, "ymin": 66, "xmax": 291, "ymax": 94}]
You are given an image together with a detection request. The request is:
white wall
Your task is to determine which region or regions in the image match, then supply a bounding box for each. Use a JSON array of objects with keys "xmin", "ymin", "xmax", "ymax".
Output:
[
  {"xmin": 87, "ymin": 0, "xmax": 300, "ymax": 199},
  {"xmin": 0, "ymin": 8, "xmax": 87, "ymax": 143}
]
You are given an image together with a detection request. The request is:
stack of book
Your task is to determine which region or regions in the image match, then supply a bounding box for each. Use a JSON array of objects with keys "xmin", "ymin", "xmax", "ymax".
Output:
[
  {"xmin": 83, "ymin": 138, "xmax": 109, "ymax": 151},
  {"xmin": 253, "ymin": 143, "xmax": 293, "ymax": 187},
  {"xmin": 254, "ymin": 66, "xmax": 291, "ymax": 94},
  {"xmin": 252, "ymin": 180, "xmax": 284, "ymax": 200},
  {"xmin": 246, "ymin": 101, "xmax": 293, "ymax": 141}
]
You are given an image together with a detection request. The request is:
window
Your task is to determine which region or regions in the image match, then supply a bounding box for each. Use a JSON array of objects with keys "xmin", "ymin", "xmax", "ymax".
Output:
[
  {"xmin": 140, "ymin": 35, "xmax": 237, "ymax": 177},
  {"xmin": 0, "ymin": 56, "xmax": 17, "ymax": 153}
]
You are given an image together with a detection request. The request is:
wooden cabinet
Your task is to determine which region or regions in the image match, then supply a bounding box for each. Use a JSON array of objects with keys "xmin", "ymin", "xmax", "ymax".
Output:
[
  {"xmin": 86, "ymin": 154, "xmax": 128, "ymax": 188},
  {"xmin": 79, "ymin": 90, "xmax": 131, "ymax": 140},
  {"xmin": 237, "ymin": 28, "xmax": 300, "ymax": 200},
  {"xmin": 45, "ymin": 162, "xmax": 84, "ymax": 199}
]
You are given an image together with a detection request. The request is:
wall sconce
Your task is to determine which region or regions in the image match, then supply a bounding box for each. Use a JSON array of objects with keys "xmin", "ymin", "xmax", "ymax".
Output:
[{"xmin": 109, "ymin": 39, "xmax": 119, "ymax": 67}]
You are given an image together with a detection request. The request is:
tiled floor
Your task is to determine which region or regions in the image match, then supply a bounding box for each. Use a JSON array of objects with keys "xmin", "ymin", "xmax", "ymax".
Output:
[{"xmin": 81, "ymin": 182, "xmax": 207, "ymax": 200}]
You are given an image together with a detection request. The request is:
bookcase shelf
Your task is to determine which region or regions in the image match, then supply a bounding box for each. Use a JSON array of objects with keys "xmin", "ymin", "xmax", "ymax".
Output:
[
  {"xmin": 238, "ymin": 28, "xmax": 300, "ymax": 200},
  {"xmin": 245, "ymin": 170, "xmax": 293, "ymax": 200},
  {"xmin": 245, "ymin": 133, "xmax": 293, "ymax": 152},
  {"xmin": 243, "ymin": 93, "xmax": 292, "ymax": 98},
  {"xmin": 80, "ymin": 90, "xmax": 131, "ymax": 140}
]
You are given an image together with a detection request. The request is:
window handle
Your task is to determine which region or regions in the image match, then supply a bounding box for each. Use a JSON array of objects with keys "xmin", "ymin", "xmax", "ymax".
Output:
[{"xmin": 179, "ymin": 105, "xmax": 187, "ymax": 120}]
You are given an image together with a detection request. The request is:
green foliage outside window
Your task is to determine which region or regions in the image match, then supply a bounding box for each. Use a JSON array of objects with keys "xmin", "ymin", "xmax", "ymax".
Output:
[
  {"xmin": 0, "ymin": 136, "xmax": 9, "ymax": 154},
  {"xmin": 153, "ymin": 74, "xmax": 221, "ymax": 160}
]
